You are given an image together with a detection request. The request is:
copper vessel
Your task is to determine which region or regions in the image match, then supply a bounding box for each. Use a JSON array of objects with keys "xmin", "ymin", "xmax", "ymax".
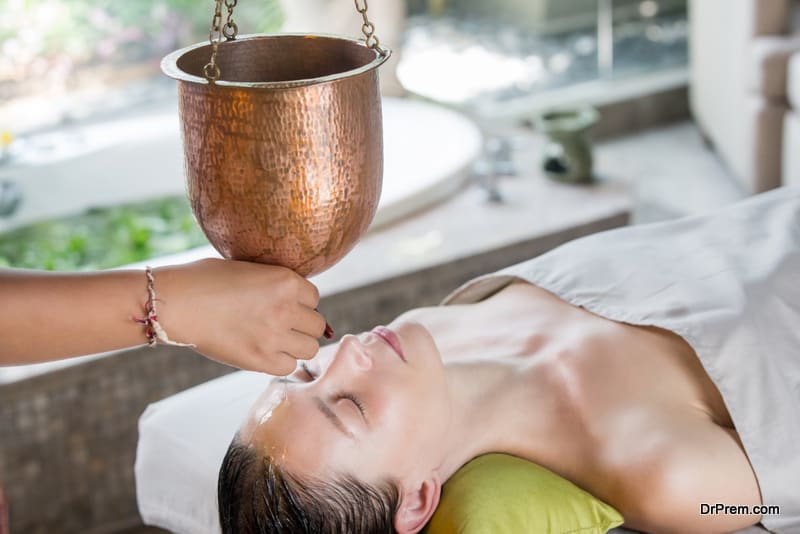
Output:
[{"xmin": 161, "ymin": 34, "xmax": 391, "ymax": 276}]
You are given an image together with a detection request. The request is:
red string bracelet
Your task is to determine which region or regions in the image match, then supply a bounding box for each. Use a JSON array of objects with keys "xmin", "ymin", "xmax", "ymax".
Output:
[{"xmin": 131, "ymin": 266, "xmax": 195, "ymax": 348}]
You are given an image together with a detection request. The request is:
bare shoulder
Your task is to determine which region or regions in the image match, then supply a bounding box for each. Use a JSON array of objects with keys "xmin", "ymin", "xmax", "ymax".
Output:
[
  {"xmin": 493, "ymin": 279, "xmax": 570, "ymax": 306},
  {"xmin": 599, "ymin": 410, "xmax": 763, "ymax": 534}
]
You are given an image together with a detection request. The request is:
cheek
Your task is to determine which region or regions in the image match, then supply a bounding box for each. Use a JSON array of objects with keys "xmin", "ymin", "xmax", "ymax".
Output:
[
  {"xmin": 362, "ymin": 359, "xmax": 438, "ymax": 431},
  {"xmin": 388, "ymin": 389, "xmax": 430, "ymax": 443},
  {"xmin": 364, "ymin": 380, "xmax": 415, "ymax": 436}
]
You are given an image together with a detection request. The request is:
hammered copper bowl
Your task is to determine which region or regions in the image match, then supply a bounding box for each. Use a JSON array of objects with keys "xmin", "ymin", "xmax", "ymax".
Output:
[{"xmin": 161, "ymin": 34, "xmax": 391, "ymax": 276}]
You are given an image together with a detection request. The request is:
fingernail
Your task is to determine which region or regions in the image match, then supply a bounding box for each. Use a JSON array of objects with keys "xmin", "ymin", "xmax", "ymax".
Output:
[{"xmin": 324, "ymin": 322, "xmax": 334, "ymax": 339}]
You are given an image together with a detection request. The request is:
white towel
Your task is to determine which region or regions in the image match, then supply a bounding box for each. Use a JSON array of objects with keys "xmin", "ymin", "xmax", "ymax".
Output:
[{"xmin": 443, "ymin": 186, "xmax": 800, "ymax": 534}]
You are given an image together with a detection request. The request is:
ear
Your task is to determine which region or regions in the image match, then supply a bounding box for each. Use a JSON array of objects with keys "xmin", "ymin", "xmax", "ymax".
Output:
[{"xmin": 394, "ymin": 475, "xmax": 442, "ymax": 534}]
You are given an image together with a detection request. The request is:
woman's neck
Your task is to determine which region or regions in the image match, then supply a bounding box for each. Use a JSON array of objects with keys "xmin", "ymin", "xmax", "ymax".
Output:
[
  {"xmin": 434, "ymin": 361, "xmax": 520, "ymax": 481},
  {"xmin": 433, "ymin": 354, "xmax": 577, "ymax": 483},
  {"xmin": 398, "ymin": 291, "xmax": 585, "ymax": 483}
]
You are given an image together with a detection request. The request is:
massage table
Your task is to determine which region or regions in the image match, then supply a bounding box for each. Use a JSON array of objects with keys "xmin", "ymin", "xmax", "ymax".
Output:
[
  {"xmin": 134, "ymin": 370, "xmax": 769, "ymax": 534},
  {"xmin": 137, "ymin": 187, "xmax": 800, "ymax": 533}
]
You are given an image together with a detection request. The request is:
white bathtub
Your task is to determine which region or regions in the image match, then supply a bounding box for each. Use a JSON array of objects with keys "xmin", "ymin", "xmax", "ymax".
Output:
[{"xmin": 0, "ymin": 97, "xmax": 482, "ymax": 235}]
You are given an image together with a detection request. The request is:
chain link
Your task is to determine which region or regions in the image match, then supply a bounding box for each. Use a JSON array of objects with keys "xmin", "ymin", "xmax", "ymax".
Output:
[
  {"xmin": 204, "ymin": 0, "xmax": 238, "ymax": 82},
  {"xmin": 353, "ymin": 0, "xmax": 384, "ymax": 51},
  {"xmin": 205, "ymin": 0, "xmax": 381, "ymax": 81},
  {"xmin": 204, "ymin": 0, "xmax": 224, "ymax": 81},
  {"xmin": 223, "ymin": 0, "xmax": 239, "ymax": 40}
]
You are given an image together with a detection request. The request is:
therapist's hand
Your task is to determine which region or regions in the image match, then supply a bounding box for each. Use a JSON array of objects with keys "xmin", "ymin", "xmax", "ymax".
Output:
[{"xmin": 153, "ymin": 258, "xmax": 327, "ymax": 375}]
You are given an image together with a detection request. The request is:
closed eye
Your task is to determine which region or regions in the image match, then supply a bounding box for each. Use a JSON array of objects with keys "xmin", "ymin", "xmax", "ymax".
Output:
[
  {"xmin": 335, "ymin": 392, "xmax": 367, "ymax": 420},
  {"xmin": 300, "ymin": 363, "xmax": 368, "ymax": 424}
]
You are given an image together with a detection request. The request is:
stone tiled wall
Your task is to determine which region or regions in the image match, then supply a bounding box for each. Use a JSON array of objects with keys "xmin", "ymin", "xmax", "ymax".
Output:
[
  {"xmin": 0, "ymin": 346, "xmax": 231, "ymax": 534},
  {"xmin": 590, "ymin": 86, "xmax": 690, "ymax": 140},
  {"xmin": 519, "ymin": 85, "xmax": 691, "ymax": 141},
  {"xmin": 0, "ymin": 212, "xmax": 628, "ymax": 534}
]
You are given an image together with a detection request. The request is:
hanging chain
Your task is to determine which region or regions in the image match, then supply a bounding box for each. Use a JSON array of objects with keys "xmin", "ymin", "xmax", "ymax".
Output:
[
  {"xmin": 203, "ymin": 0, "xmax": 224, "ymax": 81},
  {"xmin": 204, "ymin": 0, "xmax": 381, "ymax": 81},
  {"xmin": 204, "ymin": 0, "xmax": 239, "ymax": 82},
  {"xmin": 354, "ymin": 0, "xmax": 385, "ymax": 53},
  {"xmin": 222, "ymin": 0, "xmax": 239, "ymax": 39}
]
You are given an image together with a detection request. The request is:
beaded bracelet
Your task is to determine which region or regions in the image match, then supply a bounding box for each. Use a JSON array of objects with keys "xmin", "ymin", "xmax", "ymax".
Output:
[{"xmin": 131, "ymin": 266, "xmax": 195, "ymax": 348}]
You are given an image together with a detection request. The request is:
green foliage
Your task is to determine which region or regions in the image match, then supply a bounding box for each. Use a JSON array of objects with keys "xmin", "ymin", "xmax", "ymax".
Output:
[
  {"xmin": 0, "ymin": 196, "xmax": 210, "ymax": 271},
  {"xmin": 2, "ymin": 0, "xmax": 283, "ymax": 65}
]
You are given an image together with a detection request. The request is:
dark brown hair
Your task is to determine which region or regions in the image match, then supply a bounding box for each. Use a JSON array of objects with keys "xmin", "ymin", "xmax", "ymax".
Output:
[{"xmin": 218, "ymin": 438, "xmax": 400, "ymax": 534}]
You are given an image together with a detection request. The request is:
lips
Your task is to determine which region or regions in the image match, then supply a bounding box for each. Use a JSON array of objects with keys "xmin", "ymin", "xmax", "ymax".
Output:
[{"xmin": 372, "ymin": 326, "xmax": 406, "ymax": 362}]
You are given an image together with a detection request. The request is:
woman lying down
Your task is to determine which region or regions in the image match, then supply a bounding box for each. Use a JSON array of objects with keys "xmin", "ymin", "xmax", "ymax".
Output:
[{"xmin": 218, "ymin": 186, "xmax": 799, "ymax": 534}]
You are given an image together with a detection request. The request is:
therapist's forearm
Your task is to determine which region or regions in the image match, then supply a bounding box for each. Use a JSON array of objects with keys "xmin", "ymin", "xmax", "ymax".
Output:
[{"xmin": 0, "ymin": 269, "xmax": 150, "ymax": 364}]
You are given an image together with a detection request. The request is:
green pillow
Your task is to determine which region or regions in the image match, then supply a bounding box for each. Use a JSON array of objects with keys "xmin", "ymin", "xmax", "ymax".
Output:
[{"xmin": 424, "ymin": 454, "xmax": 624, "ymax": 534}]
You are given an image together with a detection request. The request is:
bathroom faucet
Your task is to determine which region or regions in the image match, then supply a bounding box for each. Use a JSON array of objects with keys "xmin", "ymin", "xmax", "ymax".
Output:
[
  {"xmin": 471, "ymin": 135, "xmax": 516, "ymax": 204},
  {"xmin": 472, "ymin": 157, "xmax": 504, "ymax": 203}
]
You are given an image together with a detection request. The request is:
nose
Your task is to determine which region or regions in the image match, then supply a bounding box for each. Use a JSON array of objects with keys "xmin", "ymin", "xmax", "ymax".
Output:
[{"xmin": 339, "ymin": 334, "xmax": 373, "ymax": 371}]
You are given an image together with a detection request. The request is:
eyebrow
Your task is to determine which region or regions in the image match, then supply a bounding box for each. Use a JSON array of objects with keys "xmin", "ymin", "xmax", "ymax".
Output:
[{"xmin": 312, "ymin": 396, "xmax": 354, "ymax": 439}]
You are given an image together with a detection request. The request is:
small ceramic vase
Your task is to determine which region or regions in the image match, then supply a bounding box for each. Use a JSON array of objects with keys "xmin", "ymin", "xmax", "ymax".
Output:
[{"xmin": 533, "ymin": 106, "xmax": 599, "ymax": 184}]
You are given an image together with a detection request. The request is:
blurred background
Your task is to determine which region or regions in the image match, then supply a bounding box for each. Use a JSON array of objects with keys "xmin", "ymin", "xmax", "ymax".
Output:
[
  {"xmin": 0, "ymin": 0, "xmax": 690, "ymax": 272},
  {"xmin": 3, "ymin": 0, "xmax": 799, "ymax": 533}
]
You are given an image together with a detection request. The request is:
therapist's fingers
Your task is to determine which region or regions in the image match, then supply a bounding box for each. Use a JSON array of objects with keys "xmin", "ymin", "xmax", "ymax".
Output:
[
  {"xmin": 282, "ymin": 330, "xmax": 321, "ymax": 361},
  {"xmin": 264, "ymin": 352, "xmax": 299, "ymax": 376},
  {"xmin": 295, "ymin": 276, "xmax": 321, "ymax": 309},
  {"xmin": 293, "ymin": 306, "xmax": 328, "ymax": 339}
]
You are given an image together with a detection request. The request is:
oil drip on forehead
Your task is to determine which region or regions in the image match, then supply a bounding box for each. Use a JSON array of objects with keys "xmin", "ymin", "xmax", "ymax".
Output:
[
  {"xmin": 246, "ymin": 379, "xmax": 291, "ymax": 461},
  {"xmin": 254, "ymin": 378, "xmax": 290, "ymax": 425}
]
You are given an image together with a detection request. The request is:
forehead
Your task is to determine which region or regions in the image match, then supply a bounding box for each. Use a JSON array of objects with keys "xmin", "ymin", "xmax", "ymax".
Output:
[{"xmin": 239, "ymin": 381, "xmax": 361, "ymax": 476}]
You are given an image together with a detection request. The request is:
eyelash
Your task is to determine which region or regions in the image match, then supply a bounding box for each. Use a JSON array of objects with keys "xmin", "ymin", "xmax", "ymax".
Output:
[
  {"xmin": 335, "ymin": 392, "xmax": 367, "ymax": 418},
  {"xmin": 301, "ymin": 362, "xmax": 316, "ymax": 380},
  {"xmin": 301, "ymin": 363, "xmax": 367, "ymax": 417}
]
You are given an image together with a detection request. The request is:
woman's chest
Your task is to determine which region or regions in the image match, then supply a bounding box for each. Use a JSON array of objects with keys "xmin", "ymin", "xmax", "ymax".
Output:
[{"xmin": 482, "ymin": 282, "xmax": 734, "ymax": 429}]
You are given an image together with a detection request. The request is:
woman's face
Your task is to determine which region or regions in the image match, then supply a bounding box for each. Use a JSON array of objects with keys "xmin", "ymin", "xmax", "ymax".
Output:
[{"xmin": 238, "ymin": 320, "xmax": 450, "ymax": 485}]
